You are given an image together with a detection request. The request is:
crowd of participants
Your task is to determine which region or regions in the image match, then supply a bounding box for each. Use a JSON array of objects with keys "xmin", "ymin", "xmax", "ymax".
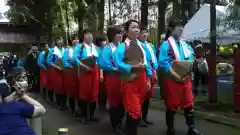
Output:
[{"xmin": 36, "ymin": 19, "xmax": 209, "ymax": 135}]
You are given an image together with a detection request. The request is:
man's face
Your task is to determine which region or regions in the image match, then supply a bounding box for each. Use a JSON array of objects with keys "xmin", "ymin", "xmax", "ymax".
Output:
[
  {"xmin": 171, "ymin": 26, "xmax": 183, "ymax": 40},
  {"xmin": 56, "ymin": 38, "xmax": 63, "ymax": 47},
  {"xmin": 127, "ymin": 21, "xmax": 140, "ymax": 40},
  {"xmin": 139, "ymin": 30, "xmax": 149, "ymax": 41},
  {"xmin": 114, "ymin": 33, "xmax": 122, "ymax": 43},
  {"xmin": 84, "ymin": 32, "xmax": 93, "ymax": 43}
]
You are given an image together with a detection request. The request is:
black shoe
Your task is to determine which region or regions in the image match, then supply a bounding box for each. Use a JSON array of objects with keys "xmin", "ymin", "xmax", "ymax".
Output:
[
  {"xmin": 81, "ymin": 117, "xmax": 90, "ymax": 125},
  {"xmin": 139, "ymin": 120, "xmax": 148, "ymax": 127},
  {"xmin": 167, "ymin": 129, "xmax": 175, "ymax": 135},
  {"xmin": 90, "ymin": 117, "xmax": 99, "ymax": 122},
  {"xmin": 112, "ymin": 126, "xmax": 123, "ymax": 134},
  {"xmin": 143, "ymin": 119, "xmax": 154, "ymax": 125},
  {"xmin": 188, "ymin": 128, "xmax": 203, "ymax": 135}
]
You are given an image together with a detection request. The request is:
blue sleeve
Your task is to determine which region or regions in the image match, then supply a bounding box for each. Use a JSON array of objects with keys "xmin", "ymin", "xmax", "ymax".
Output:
[
  {"xmin": 153, "ymin": 58, "xmax": 158, "ymax": 71},
  {"xmin": 62, "ymin": 50, "xmax": 70, "ymax": 68},
  {"xmin": 98, "ymin": 45, "xmax": 115, "ymax": 71},
  {"xmin": 37, "ymin": 53, "xmax": 42, "ymax": 67},
  {"xmin": 18, "ymin": 102, "xmax": 34, "ymax": 118},
  {"xmin": 142, "ymin": 44, "xmax": 152, "ymax": 77},
  {"xmin": 47, "ymin": 49, "xmax": 54, "ymax": 65},
  {"xmin": 158, "ymin": 41, "xmax": 171, "ymax": 73},
  {"xmin": 113, "ymin": 43, "xmax": 131, "ymax": 73},
  {"xmin": 72, "ymin": 44, "xmax": 82, "ymax": 65},
  {"xmin": 185, "ymin": 43, "xmax": 195, "ymax": 60}
]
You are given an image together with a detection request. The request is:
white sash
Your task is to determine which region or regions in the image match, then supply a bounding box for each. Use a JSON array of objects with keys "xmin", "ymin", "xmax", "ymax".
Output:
[
  {"xmin": 167, "ymin": 37, "xmax": 191, "ymax": 60},
  {"xmin": 124, "ymin": 38, "xmax": 147, "ymax": 66},
  {"xmin": 53, "ymin": 46, "xmax": 64, "ymax": 58},
  {"xmin": 145, "ymin": 41, "xmax": 156, "ymax": 63},
  {"xmin": 109, "ymin": 43, "xmax": 116, "ymax": 53},
  {"xmin": 83, "ymin": 42, "xmax": 98, "ymax": 57},
  {"xmin": 68, "ymin": 47, "xmax": 74, "ymax": 58}
]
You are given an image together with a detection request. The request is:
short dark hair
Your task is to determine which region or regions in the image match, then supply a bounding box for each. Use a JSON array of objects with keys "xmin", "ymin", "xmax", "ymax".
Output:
[
  {"xmin": 165, "ymin": 20, "xmax": 182, "ymax": 40},
  {"xmin": 140, "ymin": 26, "xmax": 148, "ymax": 32},
  {"xmin": 107, "ymin": 26, "xmax": 122, "ymax": 42},
  {"xmin": 81, "ymin": 28, "xmax": 93, "ymax": 41},
  {"xmin": 124, "ymin": 20, "xmax": 139, "ymax": 32},
  {"xmin": 193, "ymin": 40, "xmax": 202, "ymax": 46},
  {"xmin": 95, "ymin": 35, "xmax": 106, "ymax": 46}
]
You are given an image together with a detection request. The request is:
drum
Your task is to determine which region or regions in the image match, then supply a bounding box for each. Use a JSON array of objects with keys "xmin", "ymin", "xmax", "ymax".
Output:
[
  {"xmin": 120, "ymin": 40, "xmax": 144, "ymax": 81},
  {"xmin": 56, "ymin": 59, "xmax": 64, "ymax": 69},
  {"xmin": 78, "ymin": 56, "xmax": 96, "ymax": 73},
  {"xmin": 160, "ymin": 60, "xmax": 194, "ymax": 82}
]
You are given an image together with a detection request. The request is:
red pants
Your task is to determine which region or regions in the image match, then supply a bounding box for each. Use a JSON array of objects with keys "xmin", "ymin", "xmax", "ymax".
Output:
[
  {"xmin": 78, "ymin": 65, "xmax": 99, "ymax": 102},
  {"xmin": 47, "ymin": 66, "xmax": 54, "ymax": 90},
  {"xmin": 105, "ymin": 74, "xmax": 122, "ymax": 107},
  {"xmin": 145, "ymin": 69, "xmax": 156, "ymax": 100},
  {"xmin": 122, "ymin": 72, "xmax": 147, "ymax": 119},
  {"xmin": 64, "ymin": 72, "xmax": 78, "ymax": 99},
  {"xmin": 53, "ymin": 69, "xmax": 65, "ymax": 94},
  {"xmin": 40, "ymin": 69, "xmax": 47, "ymax": 87},
  {"xmin": 163, "ymin": 77, "xmax": 193, "ymax": 111}
]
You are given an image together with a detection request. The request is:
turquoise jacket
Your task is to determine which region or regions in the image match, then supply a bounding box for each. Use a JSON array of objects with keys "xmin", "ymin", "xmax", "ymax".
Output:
[
  {"xmin": 98, "ymin": 43, "xmax": 118, "ymax": 71},
  {"xmin": 140, "ymin": 41, "xmax": 158, "ymax": 71},
  {"xmin": 37, "ymin": 51, "xmax": 47, "ymax": 69},
  {"xmin": 62, "ymin": 47, "xmax": 76, "ymax": 68},
  {"xmin": 72, "ymin": 43, "xmax": 100, "ymax": 66},
  {"xmin": 158, "ymin": 40, "xmax": 194, "ymax": 73},
  {"xmin": 113, "ymin": 40, "xmax": 152, "ymax": 77}
]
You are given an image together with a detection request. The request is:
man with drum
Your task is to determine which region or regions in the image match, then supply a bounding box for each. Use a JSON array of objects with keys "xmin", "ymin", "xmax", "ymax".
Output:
[
  {"xmin": 47, "ymin": 37, "xmax": 66, "ymax": 110},
  {"xmin": 98, "ymin": 26, "xmax": 124, "ymax": 134},
  {"xmin": 158, "ymin": 20, "xmax": 202, "ymax": 135},
  {"xmin": 113, "ymin": 20, "xmax": 152, "ymax": 135},
  {"xmin": 138, "ymin": 26, "xmax": 158, "ymax": 127},
  {"xmin": 73, "ymin": 28, "xmax": 100, "ymax": 124}
]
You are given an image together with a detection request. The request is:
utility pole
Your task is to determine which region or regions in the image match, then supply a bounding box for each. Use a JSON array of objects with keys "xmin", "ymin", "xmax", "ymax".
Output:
[{"xmin": 209, "ymin": 0, "xmax": 217, "ymax": 103}]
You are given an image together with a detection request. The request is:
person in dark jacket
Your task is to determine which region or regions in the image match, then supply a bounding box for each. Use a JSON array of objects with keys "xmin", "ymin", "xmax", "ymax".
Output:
[{"xmin": 24, "ymin": 46, "xmax": 40, "ymax": 93}]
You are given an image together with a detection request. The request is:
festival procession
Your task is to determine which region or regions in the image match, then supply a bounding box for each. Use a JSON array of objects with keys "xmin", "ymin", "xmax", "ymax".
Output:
[
  {"xmin": 33, "ymin": 19, "xmax": 210, "ymax": 135},
  {"xmin": 1, "ymin": 1, "xmax": 240, "ymax": 135}
]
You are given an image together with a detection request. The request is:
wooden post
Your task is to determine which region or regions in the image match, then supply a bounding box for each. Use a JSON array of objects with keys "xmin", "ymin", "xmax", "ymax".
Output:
[
  {"xmin": 234, "ymin": 47, "xmax": 240, "ymax": 113},
  {"xmin": 209, "ymin": 0, "xmax": 217, "ymax": 103}
]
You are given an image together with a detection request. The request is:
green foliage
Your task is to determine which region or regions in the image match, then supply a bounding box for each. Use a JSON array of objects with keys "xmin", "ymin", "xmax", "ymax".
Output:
[{"xmin": 224, "ymin": 0, "xmax": 240, "ymax": 30}]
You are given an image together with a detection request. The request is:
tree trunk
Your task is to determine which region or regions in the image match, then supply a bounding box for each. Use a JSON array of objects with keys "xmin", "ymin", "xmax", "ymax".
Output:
[
  {"xmin": 157, "ymin": 0, "xmax": 167, "ymax": 45},
  {"xmin": 141, "ymin": 0, "xmax": 148, "ymax": 26},
  {"xmin": 98, "ymin": 0, "xmax": 105, "ymax": 33},
  {"xmin": 209, "ymin": 0, "xmax": 217, "ymax": 103},
  {"xmin": 108, "ymin": 0, "xmax": 112, "ymax": 25},
  {"xmin": 64, "ymin": 0, "xmax": 70, "ymax": 45},
  {"xmin": 181, "ymin": 0, "xmax": 188, "ymax": 25},
  {"xmin": 173, "ymin": 0, "xmax": 181, "ymax": 20}
]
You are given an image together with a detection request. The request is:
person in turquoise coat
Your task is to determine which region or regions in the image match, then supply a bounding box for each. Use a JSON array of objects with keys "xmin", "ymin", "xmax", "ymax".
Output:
[
  {"xmin": 138, "ymin": 26, "xmax": 158, "ymax": 127},
  {"xmin": 98, "ymin": 26, "xmax": 125, "ymax": 134},
  {"xmin": 113, "ymin": 20, "xmax": 152, "ymax": 135},
  {"xmin": 62, "ymin": 44, "xmax": 78, "ymax": 116},
  {"xmin": 73, "ymin": 28, "xmax": 100, "ymax": 124},
  {"xmin": 158, "ymin": 20, "xmax": 201, "ymax": 135}
]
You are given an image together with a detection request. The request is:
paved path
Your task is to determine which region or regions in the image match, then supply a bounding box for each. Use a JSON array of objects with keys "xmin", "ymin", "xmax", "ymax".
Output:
[{"xmin": 36, "ymin": 95, "xmax": 240, "ymax": 135}]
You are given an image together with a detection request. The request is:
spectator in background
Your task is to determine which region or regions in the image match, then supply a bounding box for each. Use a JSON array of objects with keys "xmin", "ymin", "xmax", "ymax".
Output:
[
  {"xmin": 0, "ymin": 67, "xmax": 46, "ymax": 135},
  {"xmin": 95, "ymin": 35, "xmax": 107, "ymax": 49},
  {"xmin": 193, "ymin": 40, "xmax": 208, "ymax": 96},
  {"xmin": 24, "ymin": 45, "xmax": 40, "ymax": 93}
]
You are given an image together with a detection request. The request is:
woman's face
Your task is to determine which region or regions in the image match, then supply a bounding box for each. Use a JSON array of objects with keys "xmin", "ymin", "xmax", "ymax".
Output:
[
  {"xmin": 114, "ymin": 33, "xmax": 122, "ymax": 43},
  {"xmin": 171, "ymin": 26, "xmax": 183, "ymax": 40},
  {"xmin": 139, "ymin": 30, "xmax": 149, "ymax": 41},
  {"xmin": 84, "ymin": 32, "xmax": 93, "ymax": 43},
  {"xmin": 126, "ymin": 21, "xmax": 140, "ymax": 40}
]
